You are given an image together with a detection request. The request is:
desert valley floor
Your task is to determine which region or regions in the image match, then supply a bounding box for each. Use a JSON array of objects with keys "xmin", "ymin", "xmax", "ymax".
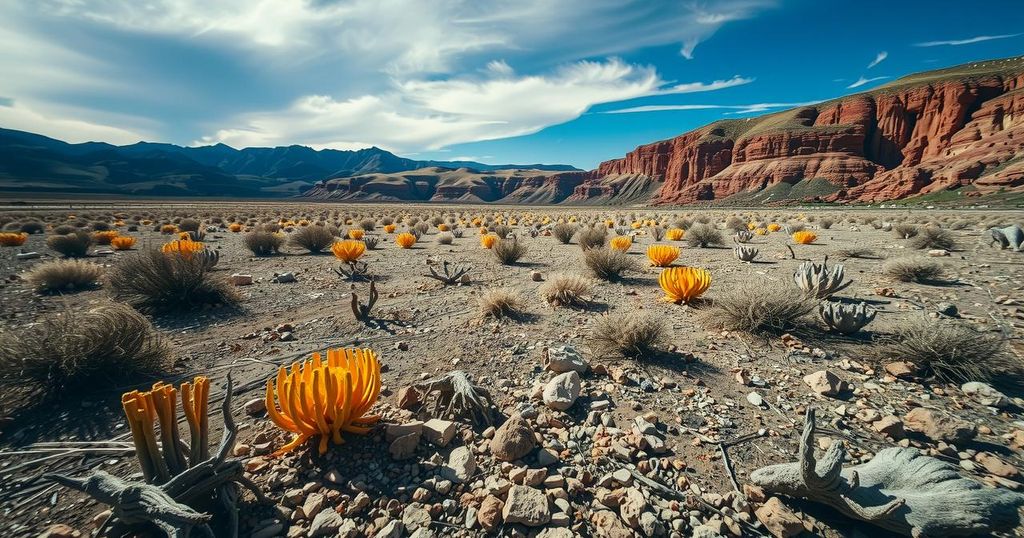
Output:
[{"xmin": 0, "ymin": 201, "xmax": 1022, "ymax": 538}]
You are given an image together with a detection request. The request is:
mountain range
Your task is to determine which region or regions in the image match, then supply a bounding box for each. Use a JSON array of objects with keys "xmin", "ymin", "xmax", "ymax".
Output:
[{"xmin": 3, "ymin": 55, "xmax": 1024, "ymax": 205}]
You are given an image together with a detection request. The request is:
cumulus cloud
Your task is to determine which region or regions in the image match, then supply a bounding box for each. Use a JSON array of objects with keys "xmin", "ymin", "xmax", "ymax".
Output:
[
  {"xmin": 915, "ymin": 34, "xmax": 1020, "ymax": 47},
  {"xmin": 867, "ymin": 51, "xmax": 888, "ymax": 69},
  {"xmin": 847, "ymin": 75, "xmax": 888, "ymax": 89},
  {"xmin": 0, "ymin": 99, "xmax": 150, "ymax": 144},
  {"xmin": 199, "ymin": 61, "xmax": 752, "ymax": 151}
]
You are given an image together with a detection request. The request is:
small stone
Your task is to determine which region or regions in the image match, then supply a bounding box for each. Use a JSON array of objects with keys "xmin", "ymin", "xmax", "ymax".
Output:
[
  {"xmin": 872, "ymin": 415, "xmax": 905, "ymax": 439},
  {"xmin": 390, "ymin": 432, "xmax": 420, "ymax": 460},
  {"xmin": 746, "ymin": 392, "xmax": 764, "ymax": 407},
  {"xmin": 542, "ymin": 371, "xmax": 581, "ymax": 411},
  {"xmin": 883, "ymin": 361, "xmax": 917, "ymax": 379},
  {"xmin": 271, "ymin": 272, "xmax": 297, "ymax": 283},
  {"xmin": 531, "ymin": 271, "xmax": 543, "ymax": 282},
  {"xmin": 803, "ymin": 370, "xmax": 845, "ymax": 397},
  {"xmin": 904, "ymin": 407, "xmax": 977, "ymax": 444},
  {"xmin": 477, "ymin": 495, "xmax": 504, "ymax": 530},
  {"xmin": 397, "ymin": 387, "xmax": 421, "ymax": 409},
  {"xmin": 402, "ymin": 504, "xmax": 433, "ymax": 531},
  {"xmin": 39, "ymin": 524, "xmax": 79, "ymax": 538},
  {"xmin": 977, "ymin": 453, "xmax": 1019, "ymax": 478},
  {"xmin": 543, "ymin": 345, "xmax": 589, "ymax": 374},
  {"xmin": 244, "ymin": 398, "xmax": 267, "ymax": 415},
  {"xmin": 490, "ymin": 414, "xmax": 535, "ymax": 461},
  {"xmin": 422, "ymin": 419, "xmax": 456, "ymax": 446},
  {"xmin": 229, "ymin": 273, "xmax": 253, "ymax": 286},
  {"xmin": 961, "ymin": 382, "xmax": 1011, "ymax": 408},
  {"xmin": 441, "ymin": 446, "xmax": 476, "ymax": 483},
  {"xmin": 310, "ymin": 508, "xmax": 345, "ymax": 537},
  {"xmin": 619, "ymin": 487, "xmax": 646, "ymax": 528},
  {"xmin": 755, "ymin": 497, "xmax": 803, "ymax": 537},
  {"xmin": 502, "ymin": 485, "xmax": 551, "ymax": 526},
  {"xmin": 374, "ymin": 520, "xmax": 403, "ymax": 538}
]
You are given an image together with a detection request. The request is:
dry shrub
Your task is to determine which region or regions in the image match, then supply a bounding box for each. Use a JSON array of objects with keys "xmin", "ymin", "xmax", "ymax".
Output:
[
  {"xmin": 577, "ymin": 227, "xmax": 607, "ymax": 250},
  {"xmin": 894, "ymin": 223, "xmax": 919, "ymax": 239},
  {"xmin": 552, "ymin": 223, "xmax": 576, "ymax": 244},
  {"xmin": 359, "ymin": 219, "xmax": 376, "ymax": 231},
  {"xmin": 25, "ymin": 259, "xmax": 103, "ymax": 293},
  {"xmin": 883, "ymin": 257, "xmax": 943, "ymax": 283},
  {"xmin": 704, "ymin": 280, "xmax": 814, "ymax": 333},
  {"xmin": 289, "ymin": 225, "xmax": 335, "ymax": 253},
  {"xmin": 436, "ymin": 232, "xmax": 454, "ymax": 245},
  {"xmin": 0, "ymin": 303, "xmax": 172, "ymax": 403},
  {"xmin": 539, "ymin": 273, "xmax": 592, "ymax": 307},
  {"xmin": 18, "ymin": 221, "xmax": 45, "ymax": 234},
  {"xmin": 819, "ymin": 218, "xmax": 834, "ymax": 229},
  {"xmin": 47, "ymin": 232, "xmax": 93, "ymax": 258},
  {"xmin": 178, "ymin": 218, "xmax": 201, "ymax": 232},
  {"xmin": 478, "ymin": 287, "xmax": 526, "ymax": 319},
  {"xmin": 835, "ymin": 247, "xmax": 878, "ymax": 259},
  {"xmin": 52, "ymin": 224, "xmax": 76, "ymax": 235},
  {"xmin": 650, "ymin": 226, "xmax": 665, "ymax": 241},
  {"xmin": 414, "ymin": 222, "xmax": 430, "ymax": 235},
  {"xmin": 724, "ymin": 216, "xmax": 746, "ymax": 232},
  {"xmin": 685, "ymin": 223, "xmax": 724, "ymax": 248},
  {"xmin": 909, "ymin": 226, "xmax": 957, "ymax": 250},
  {"xmin": 875, "ymin": 317, "xmax": 1014, "ymax": 386},
  {"xmin": 583, "ymin": 248, "xmax": 637, "ymax": 281},
  {"xmin": 948, "ymin": 220, "xmax": 970, "ymax": 230},
  {"xmin": 244, "ymin": 230, "xmax": 285, "ymax": 256},
  {"xmin": 589, "ymin": 312, "xmax": 666, "ymax": 361},
  {"xmin": 108, "ymin": 250, "xmax": 240, "ymax": 313},
  {"xmin": 493, "ymin": 237, "xmax": 527, "ymax": 265}
]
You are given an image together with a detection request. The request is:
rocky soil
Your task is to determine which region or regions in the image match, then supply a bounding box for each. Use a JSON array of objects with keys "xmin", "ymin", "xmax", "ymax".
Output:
[{"xmin": 0, "ymin": 202, "xmax": 1022, "ymax": 538}]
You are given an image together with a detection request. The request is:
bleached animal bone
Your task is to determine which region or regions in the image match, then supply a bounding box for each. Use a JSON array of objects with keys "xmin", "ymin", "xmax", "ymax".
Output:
[
  {"xmin": 733, "ymin": 245, "xmax": 759, "ymax": 262},
  {"xmin": 424, "ymin": 260, "xmax": 472, "ymax": 285},
  {"xmin": 793, "ymin": 257, "xmax": 851, "ymax": 298},
  {"xmin": 988, "ymin": 225, "xmax": 1023, "ymax": 252},
  {"xmin": 733, "ymin": 230, "xmax": 753, "ymax": 244},
  {"xmin": 750, "ymin": 408, "xmax": 1024, "ymax": 537},
  {"xmin": 819, "ymin": 301, "xmax": 875, "ymax": 334}
]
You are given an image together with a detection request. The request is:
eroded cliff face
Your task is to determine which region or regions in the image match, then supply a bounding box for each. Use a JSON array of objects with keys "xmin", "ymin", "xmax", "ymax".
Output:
[{"xmin": 580, "ymin": 62, "xmax": 1024, "ymax": 204}]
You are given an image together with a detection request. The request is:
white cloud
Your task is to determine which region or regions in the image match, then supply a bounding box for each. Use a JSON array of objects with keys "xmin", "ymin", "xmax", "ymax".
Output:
[
  {"xmin": 914, "ymin": 33, "xmax": 1020, "ymax": 47},
  {"xmin": 199, "ymin": 60, "xmax": 752, "ymax": 151},
  {"xmin": 603, "ymin": 101, "xmax": 819, "ymax": 115},
  {"xmin": 847, "ymin": 75, "xmax": 888, "ymax": 89},
  {"xmin": 0, "ymin": 99, "xmax": 150, "ymax": 144},
  {"xmin": 867, "ymin": 51, "xmax": 888, "ymax": 69}
]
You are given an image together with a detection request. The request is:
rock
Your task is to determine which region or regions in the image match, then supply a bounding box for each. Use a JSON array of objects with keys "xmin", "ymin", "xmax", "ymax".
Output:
[
  {"xmin": 803, "ymin": 370, "xmax": 845, "ymax": 397},
  {"xmin": 531, "ymin": 271, "xmax": 544, "ymax": 282},
  {"xmin": 543, "ymin": 345, "xmax": 589, "ymax": 374},
  {"xmin": 961, "ymin": 382, "xmax": 1011, "ymax": 408},
  {"xmin": 229, "ymin": 273, "xmax": 253, "ymax": 286},
  {"xmin": 936, "ymin": 302, "xmax": 959, "ymax": 317},
  {"xmin": 502, "ymin": 485, "xmax": 551, "ymax": 526},
  {"xmin": 639, "ymin": 511, "xmax": 665, "ymax": 536},
  {"xmin": 754, "ymin": 497, "xmax": 803, "ymax": 538},
  {"xmin": 310, "ymin": 508, "xmax": 345, "ymax": 537},
  {"xmin": 336, "ymin": 519, "xmax": 358, "ymax": 538},
  {"xmin": 490, "ymin": 414, "xmax": 536, "ymax": 461},
  {"xmin": 303, "ymin": 492, "xmax": 325, "ymax": 517},
  {"xmin": 618, "ymin": 487, "xmax": 646, "ymax": 528},
  {"xmin": 591, "ymin": 509, "xmax": 633, "ymax": 537},
  {"xmin": 39, "ymin": 524, "xmax": 79, "ymax": 538},
  {"xmin": 16, "ymin": 252, "xmax": 40, "ymax": 260},
  {"xmin": 928, "ymin": 249, "xmax": 951, "ymax": 257},
  {"xmin": 422, "ymin": 418, "xmax": 456, "ymax": 447},
  {"xmin": 904, "ymin": 407, "xmax": 977, "ymax": 444},
  {"xmin": 271, "ymin": 272, "xmax": 297, "ymax": 283},
  {"xmin": 347, "ymin": 491, "xmax": 371, "ymax": 515},
  {"xmin": 397, "ymin": 387, "xmax": 421, "ymax": 409},
  {"xmin": 477, "ymin": 495, "xmax": 504, "ymax": 530},
  {"xmin": 385, "ymin": 421, "xmax": 423, "ymax": 442},
  {"xmin": 977, "ymin": 452, "xmax": 1019, "ymax": 478},
  {"xmin": 250, "ymin": 522, "xmax": 284, "ymax": 538},
  {"xmin": 374, "ymin": 520, "xmax": 403, "ymax": 538},
  {"xmin": 884, "ymin": 361, "xmax": 917, "ymax": 379},
  {"xmin": 872, "ymin": 415, "xmax": 905, "ymax": 439},
  {"xmin": 746, "ymin": 392, "xmax": 764, "ymax": 407},
  {"xmin": 244, "ymin": 397, "xmax": 266, "ymax": 415},
  {"xmin": 536, "ymin": 447, "xmax": 559, "ymax": 467},
  {"xmin": 441, "ymin": 446, "xmax": 476, "ymax": 483},
  {"xmin": 543, "ymin": 371, "xmax": 581, "ymax": 411},
  {"xmin": 389, "ymin": 432, "xmax": 420, "ymax": 460},
  {"xmin": 402, "ymin": 504, "xmax": 433, "ymax": 531}
]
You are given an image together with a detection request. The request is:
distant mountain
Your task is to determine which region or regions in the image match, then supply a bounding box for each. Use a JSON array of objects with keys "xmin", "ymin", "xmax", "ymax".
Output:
[{"xmin": 0, "ymin": 128, "xmax": 578, "ymax": 197}]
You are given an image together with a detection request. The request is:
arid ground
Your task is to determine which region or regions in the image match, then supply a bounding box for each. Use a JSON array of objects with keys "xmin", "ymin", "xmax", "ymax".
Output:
[{"xmin": 1, "ymin": 201, "xmax": 1022, "ymax": 538}]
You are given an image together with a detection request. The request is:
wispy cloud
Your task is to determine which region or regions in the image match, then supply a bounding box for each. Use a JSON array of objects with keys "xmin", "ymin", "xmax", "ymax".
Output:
[
  {"xmin": 867, "ymin": 51, "xmax": 887, "ymax": 69},
  {"xmin": 0, "ymin": 97, "xmax": 13, "ymax": 107},
  {"xmin": 602, "ymin": 101, "xmax": 820, "ymax": 115},
  {"xmin": 847, "ymin": 75, "xmax": 888, "ymax": 89},
  {"xmin": 914, "ymin": 34, "xmax": 1020, "ymax": 47}
]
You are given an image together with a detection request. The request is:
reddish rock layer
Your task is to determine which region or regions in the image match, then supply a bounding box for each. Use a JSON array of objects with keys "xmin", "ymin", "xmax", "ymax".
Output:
[{"xmin": 580, "ymin": 59, "xmax": 1024, "ymax": 204}]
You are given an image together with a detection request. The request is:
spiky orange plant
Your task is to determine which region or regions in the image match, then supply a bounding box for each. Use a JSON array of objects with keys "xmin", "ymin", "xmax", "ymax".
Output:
[
  {"xmin": 265, "ymin": 348, "xmax": 381, "ymax": 455},
  {"xmin": 647, "ymin": 245, "xmax": 680, "ymax": 267},
  {"xmin": 767, "ymin": 223, "xmax": 782, "ymax": 232},
  {"xmin": 383, "ymin": 224, "xmax": 397, "ymax": 233},
  {"xmin": 792, "ymin": 231, "xmax": 817, "ymax": 244},
  {"xmin": 437, "ymin": 223, "xmax": 450, "ymax": 232},
  {"xmin": 111, "ymin": 236, "xmax": 137, "ymax": 250},
  {"xmin": 121, "ymin": 376, "xmax": 209, "ymax": 482},
  {"xmin": 395, "ymin": 232, "xmax": 417, "ymax": 248},
  {"xmin": 478, "ymin": 227, "xmax": 488, "ymax": 235},
  {"xmin": 159, "ymin": 224, "xmax": 178, "ymax": 234},
  {"xmin": 161, "ymin": 239, "xmax": 204, "ymax": 258},
  {"xmin": 92, "ymin": 230, "xmax": 118, "ymax": 245},
  {"xmin": 480, "ymin": 234, "xmax": 498, "ymax": 249},
  {"xmin": 665, "ymin": 228, "xmax": 685, "ymax": 241},
  {"xmin": 609, "ymin": 236, "xmax": 632, "ymax": 252},
  {"xmin": 347, "ymin": 229, "xmax": 365, "ymax": 240},
  {"xmin": 0, "ymin": 232, "xmax": 28, "ymax": 246},
  {"xmin": 658, "ymin": 266, "xmax": 711, "ymax": 304},
  {"xmin": 331, "ymin": 240, "xmax": 366, "ymax": 262},
  {"xmin": 228, "ymin": 223, "xmax": 243, "ymax": 232}
]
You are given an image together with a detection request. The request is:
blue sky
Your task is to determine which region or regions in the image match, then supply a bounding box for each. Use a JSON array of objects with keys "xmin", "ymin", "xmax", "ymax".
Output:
[{"xmin": 1, "ymin": 1, "xmax": 1023, "ymax": 169}]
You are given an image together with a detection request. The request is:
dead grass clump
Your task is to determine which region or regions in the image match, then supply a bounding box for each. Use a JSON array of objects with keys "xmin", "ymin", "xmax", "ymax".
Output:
[
  {"xmin": 492, "ymin": 237, "xmax": 527, "ymax": 265},
  {"xmin": 244, "ymin": 230, "xmax": 285, "ymax": 256},
  {"xmin": 289, "ymin": 225, "xmax": 335, "ymax": 253},
  {"xmin": 894, "ymin": 223, "xmax": 919, "ymax": 239},
  {"xmin": 583, "ymin": 248, "xmax": 637, "ymax": 281},
  {"xmin": 539, "ymin": 273, "xmax": 592, "ymax": 307},
  {"xmin": 178, "ymin": 218, "xmax": 201, "ymax": 232},
  {"xmin": 589, "ymin": 312, "xmax": 667, "ymax": 361},
  {"xmin": 835, "ymin": 247, "xmax": 878, "ymax": 259},
  {"xmin": 577, "ymin": 227, "xmax": 607, "ymax": 250},
  {"xmin": 552, "ymin": 223, "xmax": 576, "ymax": 244},
  {"xmin": 0, "ymin": 303, "xmax": 172, "ymax": 403},
  {"xmin": 478, "ymin": 287, "xmax": 526, "ymax": 319},
  {"xmin": 909, "ymin": 226, "xmax": 957, "ymax": 250},
  {"xmin": 705, "ymin": 280, "xmax": 815, "ymax": 333},
  {"xmin": 108, "ymin": 250, "xmax": 240, "ymax": 313},
  {"xmin": 725, "ymin": 216, "xmax": 746, "ymax": 232},
  {"xmin": 875, "ymin": 317, "xmax": 1013, "ymax": 385},
  {"xmin": 685, "ymin": 223, "xmax": 724, "ymax": 248},
  {"xmin": 819, "ymin": 218, "xmax": 834, "ymax": 229},
  {"xmin": 25, "ymin": 260, "xmax": 103, "ymax": 293},
  {"xmin": 46, "ymin": 232, "xmax": 93, "ymax": 258},
  {"xmin": 359, "ymin": 219, "xmax": 376, "ymax": 231},
  {"xmin": 882, "ymin": 257, "xmax": 943, "ymax": 283},
  {"xmin": 437, "ymin": 232, "xmax": 454, "ymax": 245}
]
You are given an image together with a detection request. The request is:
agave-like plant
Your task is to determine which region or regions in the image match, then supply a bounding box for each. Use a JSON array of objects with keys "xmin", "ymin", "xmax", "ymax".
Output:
[
  {"xmin": 480, "ymin": 234, "xmax": 498, "ymax": 249},
  {"xmin": 647, "ymin": 245, "xmax": 679, "ymax": 267},
  {"xmin": 734, "ymin": 230, "xmax": 753, "ymax": 244},
  {"xmin": 792, "ymin": 230, "xmax": 818, "ymax": 244},
  {"xmin": 665, "ymin": 228, "xmax": 685, "ymax": 241},
  {"xmin": 734, "ymin": 245, "xmax": 758, "ymax": 262},
  {"xmin": 658, "ymin": 266, "xmax": 711, "ymax": 304},
  {"xmin": 793, "ymin": 258, "xmax": 851, "ymax": 298},
  {"xmin": 264, "ymin": 348, "xmax": 382, "ymax": 455},
  {"xmin": 161, "ymin": 239, "xmax": 205, "ymax": 258},
  {"xmin": 609, "ymin": 236, "xmax": 632, "ymax": 252},
  {"xmin": 0, "ymin": 232, "xmax": 29, "ymax": 246},
  {"xmin": 395, "ymin": 232, "xmax": 417, "ymax": 249},
  {"xmin": 819, "ymin": 301, "xmax": 876, "ymax": 334},
  {"xmin": 111, "ymin": 236, "xmax": 137, "ymax": 250},
  {"xmin": 332, "ymin": 239, "xmax": 366, "ymax": 262}
]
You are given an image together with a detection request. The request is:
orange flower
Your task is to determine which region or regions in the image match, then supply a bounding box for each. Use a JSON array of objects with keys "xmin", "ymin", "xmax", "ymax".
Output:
[
  {"xmin": 395, "ymin": 232, "xmax": 417, "ymax": 248},
  {"xmin": 609, "ymin": 236, "xmax": 632, "ymax": 252},
  {"xmin": 658, "ymin": 267, "xmax": 711, "ymax": 304},
  {"xmin": 331, "ymin": 240, "xmax": 366, "ymax": 262},
  {"xmin": 111, "ymin": 236, "xmax": 137, "ymax": 250},
  {"xmin": 347, "ymin": 229, "xmax": 365, "ymax": 240},
  {"xmin": 647, "ymin": 245, "xmax": 679, "ymax": 267},
  {"xmin": 792, "ymin": 231, "xmax": 817, "ymax": 244}
]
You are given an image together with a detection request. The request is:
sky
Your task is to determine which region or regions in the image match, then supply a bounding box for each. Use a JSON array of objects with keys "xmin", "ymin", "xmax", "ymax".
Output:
[{"xmin": 1, "ymin": 1, "xmax": 1023, "ymax": 170}]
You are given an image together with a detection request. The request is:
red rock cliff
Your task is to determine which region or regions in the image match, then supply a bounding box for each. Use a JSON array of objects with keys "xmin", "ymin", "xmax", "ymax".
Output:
[{"xmin": 581, "ymin": 57, "xmax": 1024, "ymax": 204}]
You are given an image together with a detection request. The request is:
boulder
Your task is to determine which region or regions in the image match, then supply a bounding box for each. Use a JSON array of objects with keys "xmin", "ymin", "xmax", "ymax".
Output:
[
  {"xmin": 490, "ymin": 414, "xmax": 535, "ymax": 461},
  {"xmin": 754, "ymin": 497, "xmax": 803, "ymax": 538},
  {"xmin": 542, "ymin": 371, "xmax": 581, "ymax": 411},
  {"xmin": 543, "ymin": 345, "xmax": 589, "ymax": 374}
]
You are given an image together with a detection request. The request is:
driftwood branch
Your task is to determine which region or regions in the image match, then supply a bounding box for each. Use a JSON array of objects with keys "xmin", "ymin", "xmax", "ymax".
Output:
[
  {"xmin": 424, "ymin": 260, "xmax": 472, "ymax": 285},
  {"xmin": 351, "ymin": 280, "xmax": 379, "ymax": 322},
  {"xmin": 409, "ymin": 370, "xmax": 496, "ymax": 427}
]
